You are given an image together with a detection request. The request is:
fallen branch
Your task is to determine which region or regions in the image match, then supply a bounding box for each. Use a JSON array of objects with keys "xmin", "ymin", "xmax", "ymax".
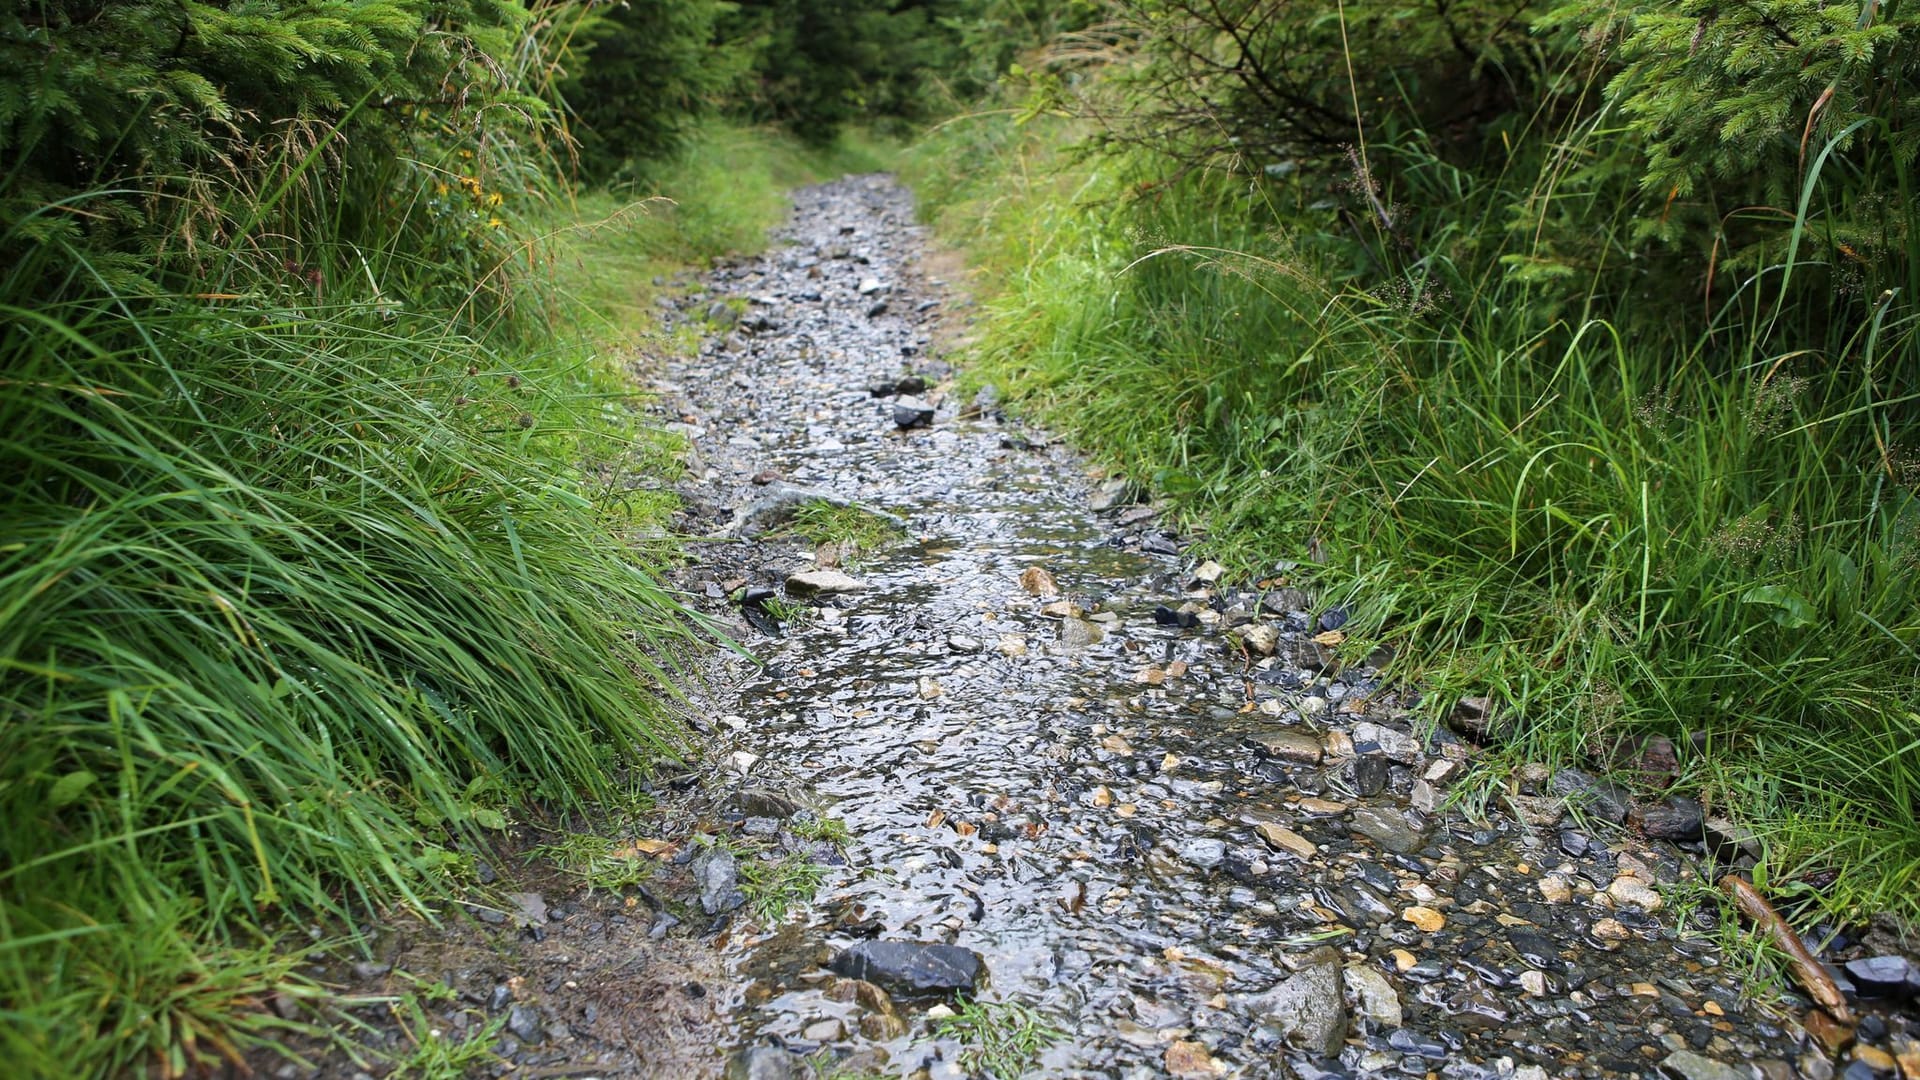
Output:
[{"xmin": 1719, "ymin": 874, "xmax": 1855, "ymax": 1025}]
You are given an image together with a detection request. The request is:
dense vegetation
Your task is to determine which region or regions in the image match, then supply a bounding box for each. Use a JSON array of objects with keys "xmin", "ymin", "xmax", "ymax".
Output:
[
  {"xmin": 3, "ymin": 0, "xmax": 1914, "ymax": 1072},
  {"xmin": 907, "ymin": 0, "xmax": 1920, "ymax": 920},
  {"xmin": 0, "ymin": 1, "xmax": 906, "ymax": 1075}
]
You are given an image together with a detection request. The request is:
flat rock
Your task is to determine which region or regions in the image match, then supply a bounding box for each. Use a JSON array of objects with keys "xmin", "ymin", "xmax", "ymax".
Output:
[
  {"xmin": 1249, "ymin": 730, "xmax": 1323, "ymax": 764},
  {"xmin": 1639, "ymin": 795, "xmax": 1704, "ymax": 840},
  {"xmin": 1351, "ymin": 721, "xmax": 1421, "ymax": 763},
  {"xmin": 1253, "ymin": 819, "xmax": 1318, "ymax": 860},
  {"xmin": 828, "ymin": 941, "xmax": 984, "ymax": 996},
  {"xmin": 785, "ymin": 569, "xmax": 868, "ymax": 597},
  {"xmin": 1351, "ymin": 806, "xmax": 1429, "ymax": 854},
  {"xmin": 892, "ymin": 397, "xmax": 934, "ymax": 428},
  {"xmin": 1550, "ymin": 768, "xmax": 1631, "ymax": 823},
  {"xmin": 1659, "ymin": 1050, "xmax": 1749, "ymax": 1080},
  {"xmin": 1845, "ymin": 955, "xmax": 1916, "ymax": 997},
  {"xmin": 1246, "ymin": 946, "xmax": 1347, "ymax": 1058}
]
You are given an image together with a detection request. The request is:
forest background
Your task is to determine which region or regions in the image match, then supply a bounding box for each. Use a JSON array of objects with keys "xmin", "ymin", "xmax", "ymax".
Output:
[{"xmin": 1, "ymin": 0, "xmax": 1915, "ymax": 1075}]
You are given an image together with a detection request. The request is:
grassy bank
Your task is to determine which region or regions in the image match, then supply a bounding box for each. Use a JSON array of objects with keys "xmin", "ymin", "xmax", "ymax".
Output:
[
  {"xmin": 902, "ymin": 111, "xmax": 1920, "ymax": 923},
  {"xmin": 0, "ymin": 121, "xmax": 876, "ymax": 1078}
]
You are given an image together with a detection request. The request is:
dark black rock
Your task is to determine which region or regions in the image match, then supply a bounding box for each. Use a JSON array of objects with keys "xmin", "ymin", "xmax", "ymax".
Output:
[
  {"xmin": 1317, "ymin": 606, "xmax": 1349, "ymax": 631},
  {"xmin": 895, "ymin": 374, "xmax": 928, "ymax": 394},
  {"xmin": 892, "ymin": 397, "xmax": 934, "ymax": 429},
  {"xmin": 1844, "ymin": 955, "xmax": 1916, "ymax": 997},
  {"xmin": 1559, "ymin": 829, "xmax": 1591, "ymax": 857},
  {"xmin": 1640, "ymin": 796, "xmax": 1705, "ymax": 841},
  {"xmin": 487, "ymin": 983, "xmax": 513, "ymax": 1012},
  {"xmin": 1350, "ymin": 756, "xmax": 1391, "ymax": 798},
  {"xmin": 1550, "ymin": 768, "xmax": 1631, "ymax": 823},
  {"xmin": 1152, "ymin": 604, "xmax": 1198, "ymax": 628},
  {"xmin": 828, "ymin": 940, "xmax": 984, "ymax": 995},
  {"xmin": 1507, "ymin": 930, "xmax": 1562, "ymax": 970}
]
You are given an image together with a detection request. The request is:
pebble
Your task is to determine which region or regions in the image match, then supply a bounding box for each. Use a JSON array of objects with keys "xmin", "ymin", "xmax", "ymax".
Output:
[
  {"xmin": 1401, "ymin": 906, "xmax": 1446, "ymax": 933},
  {"xmin": 1538, "ymin": 873, "xmax": 1573, "ymax": 904},
  {"xmin": 1254, "ymin": 821, "xmax": 1318, "ymax": 860},
  {"xmin": 1344, "ymin": 963, "xmax": 1404, "ymax": 1029},
  {"xmin": 1608, "ymin": 875, "xmax": 1665, "ymax": 912},
  {"xmin": 1164, "ymin": 1039, "xmax": 1223, "ymax": 1077},
  {"xmin": 1249, "ymin": 730, "xmax": 1322, "ymax": 763}
]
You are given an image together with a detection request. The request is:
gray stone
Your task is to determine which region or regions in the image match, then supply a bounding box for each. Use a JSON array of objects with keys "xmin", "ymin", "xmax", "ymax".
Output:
[
  {"xmin": 1350, "ymin": 806, "xmax": 1429, "ymax": 854},
  {"xmin": 725, "ymin": 1045, "xmax": 798, "ymax": 1080},
  {"xmin": 785, "ymin": 569, "xmax": 869, "ymax": 597},
  {"xmin": 1343, "ymin": 963, "xmax": 1403, "ymax": 1030},
  {"xmin": 1844, "ymin": 955, "xmax": 1916, "ymax": 997},
  {"xmin": 828, "ymin": 941, "xmax": 984, "ymax": 995},
  {"xmin": 1351, "ymin": 721, "xmax": 1421, "ymax": 763},
  {"xmin": 1246, "ymin": 946, "xmax": 1347, "ymax": 1058},
  {"xmin": 706, "ymin": 300, "xmax": 739, "ymax": 327},
  {"xmin": 1262, "ymin": 588, "xmax": 1313, "ymax": 615},
  {"xmin": 1550, "ymin": 768, "xmax": 1631, "ymax": 823},
  {"xmin": 1178, "ymin": 837, "xmax": 1228, "ymax": 870},
  {"xmin": 1088, "ymin": 477, "xmax": 1140, "ymax": 512},
  {"xmin": 506, "ymin": 1004, "xmax": 543, "ymax": 1044},
  {"xmin": 1235, "ymin": 623, "xmax": 1280, "ymax": 656},
  {"xmin": 1060, "ymin": 618, "xmax": 1104, "ymax": 648},
  {"xmin": 693, "ymin": 848, "xmax": 745, "ymax": 915},
  {"xmin": 1658, "ymin": 1050, "xmax": 1748, "ymax": 1080}
]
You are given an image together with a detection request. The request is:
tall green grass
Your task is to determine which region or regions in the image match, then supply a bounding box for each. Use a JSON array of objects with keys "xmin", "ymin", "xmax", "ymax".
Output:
[
  {"xmin": 904, "ymin": 110, "xmax": 1920, "ymax": 921},
  {"xmin": 0, "ymin": 119, "xmax": 870, "ymax": 1077}
]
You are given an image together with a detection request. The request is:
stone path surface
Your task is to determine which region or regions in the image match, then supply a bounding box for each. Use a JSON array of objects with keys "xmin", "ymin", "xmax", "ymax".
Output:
[{"xmin": 646, "ymin": 176, "xmax": 1867, "ymax": 1079}]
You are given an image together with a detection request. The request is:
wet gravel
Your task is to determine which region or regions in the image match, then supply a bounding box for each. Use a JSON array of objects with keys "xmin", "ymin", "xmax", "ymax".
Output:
[
  {"xmin": 646, "ymin": 176, "xmax": 1920, "ymax": 1079},
  {"xmin": 246, "ymin": 175, "xmax": 1918, "ymax": 1080}
]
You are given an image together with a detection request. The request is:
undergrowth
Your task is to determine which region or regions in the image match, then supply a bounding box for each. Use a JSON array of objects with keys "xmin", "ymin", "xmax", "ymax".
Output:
[
  {"xmin": 0, "ymin": 115, "xmax": 878, "ymax": 1077},
  {"xmin": 903, "ymin": 103, "xmax": 1920, "ymax": 924}
]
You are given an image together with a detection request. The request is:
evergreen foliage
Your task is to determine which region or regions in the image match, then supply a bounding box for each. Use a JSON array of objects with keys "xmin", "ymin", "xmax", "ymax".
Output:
[{"xmin": 563, "ymin": 0, "xmax": 741, "ymax": 183}]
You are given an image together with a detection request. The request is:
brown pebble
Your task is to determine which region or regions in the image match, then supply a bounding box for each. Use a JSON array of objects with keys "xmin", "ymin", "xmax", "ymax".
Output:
[{"xmin": 1164, "ymin": 1040, "xmax": 1223, "ymax": 1077}]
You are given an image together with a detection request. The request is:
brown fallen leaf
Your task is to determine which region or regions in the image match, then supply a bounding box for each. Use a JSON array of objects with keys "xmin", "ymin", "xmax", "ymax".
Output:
[
  {"xmin": 1312, "ymin": 629, "xmax": 1346, "ymax": 646},
  {"xmin": 1720, "ymin": 874, "xmax": 1855, "ymax": 1024},
  {"xmin": 612, "ymin": 837, "xmax": 676, "ymax": 859}
]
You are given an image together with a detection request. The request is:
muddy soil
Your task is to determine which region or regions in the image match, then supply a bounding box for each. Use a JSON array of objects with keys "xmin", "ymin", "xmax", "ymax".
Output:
[{"xmin": 249, "ymin": 177, "xmax": 1916, "ymax": 1080}]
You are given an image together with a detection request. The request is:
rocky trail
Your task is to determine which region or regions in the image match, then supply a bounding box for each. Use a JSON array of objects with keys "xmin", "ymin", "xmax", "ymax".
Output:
[{"xmin": 260, "ymin": 177, "xmax": 1918, "ymax": 1080}]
